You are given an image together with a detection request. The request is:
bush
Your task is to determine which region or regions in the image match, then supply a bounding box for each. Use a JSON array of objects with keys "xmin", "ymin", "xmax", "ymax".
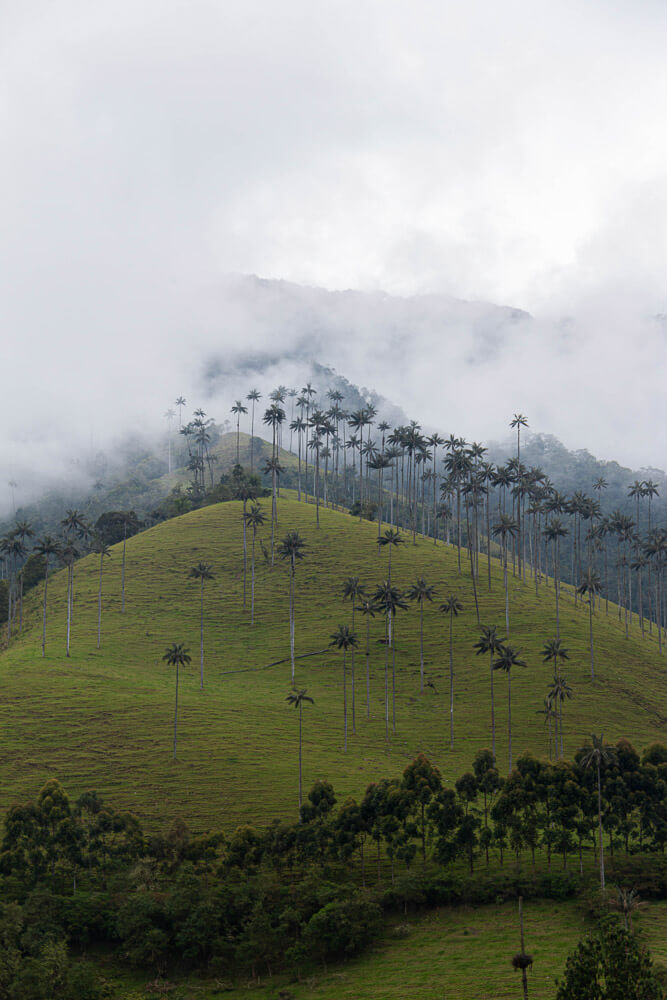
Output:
[{"xmin": 303, "ymin": 894, "xmax": 382, "ymax": 962}]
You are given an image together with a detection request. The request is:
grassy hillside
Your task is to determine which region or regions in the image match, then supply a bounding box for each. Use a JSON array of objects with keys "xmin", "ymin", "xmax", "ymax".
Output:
[{"xmin": 0, "ymin": 493, "xmax": 664, "ymax": 833}]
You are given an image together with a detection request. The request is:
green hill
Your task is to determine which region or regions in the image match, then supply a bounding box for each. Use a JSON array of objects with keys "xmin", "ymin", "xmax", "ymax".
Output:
[{"xmin": 0, "ymin": 493, "xmax": 664, "ymax": 833}]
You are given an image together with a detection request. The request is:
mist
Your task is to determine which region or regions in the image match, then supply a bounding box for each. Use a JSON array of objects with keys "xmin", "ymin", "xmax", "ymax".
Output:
[{"xmin": 2, "ymin": 0, "xmax": 666, "ymax": 512}]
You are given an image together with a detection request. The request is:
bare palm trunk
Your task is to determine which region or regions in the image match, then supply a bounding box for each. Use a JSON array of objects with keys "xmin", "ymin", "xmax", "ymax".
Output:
[
  {"xmin": 41, "ymin": 563, "xmax": 49, "ymax": 657},
  {"xmin": 597, "ymin": 764, "xmax": 605, "ymax": 890},
  {"xmin": 419, "ymin": 601, "xmax": 424, "ymax": 693},
  {"xmin": 343, "ymin": 648, "xmax": 348, "ymax": 752},
  {"xmin": 508, "ymin": 669, "xmax": 512, "ymax": 772},
  {"xmin": 490, "ymin": 652, "xmax": 496, "ymax": 760},
  {"xmin": 298, "ymin": 701, "xmax": 303, "ymax": 817},
  {"xmin": 289, "ymin": 570, "xmax": 296, "ymax": 683},
  {"xmin": 121, "ymin": 530, "xmax": 127, "ymax": 613},
  {"xmin": 97, "ymin": 554, "xmax": 104, "ymax": 649},
  {"xmin": 66, "ymin": 563, "xmax": 72, "ymax": 657},
  {"xmin": 366, "ymin": 614, "xmax": 371, "ymax": 718},
  {"xmin": 251, "ymin": 529, "xmax": 257, "ymax": 624},
  {"xmin": 173, "ymin": 663, "xmax": 179, "ymax": 759},
  {"xmin": 199, "ymin": 576, "xmax": 205, "ymax": 690},
  {"xmin": 449, "ymin": 613, "xmax": 454, "ymax": 749}
]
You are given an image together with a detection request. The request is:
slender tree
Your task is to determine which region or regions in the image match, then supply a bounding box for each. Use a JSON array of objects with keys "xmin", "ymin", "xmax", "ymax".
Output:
[
  {"xmin": 492, "ymin": 643, "xmax": 527, "ymax": 772},
  {"xmin": 244, "ymin": 504, "xmax": 266, "ymax": 624},
  {"xmin": 231, "ymin": 400, "xmax": 248, "ymax": 465},
  {"xmin": 246, "ymin": 389, "xmax": 261, "ymax": 472},
  {"xmin": 406, "ymin": 577, "xmax": 436, "ymax": 693},
  {"xmin": 34, "ymin": 535, "xmax": 61, "ymax": 657},
  {"xmin": 188, "ymin": 563, "xmax": 215, "ymax": 690},
  {"xmin": 342, "ymin": 577, "xmax": 366, "ymax": 732},
  {"xmin": 162, "ymin": 643, "xmax": 191, "ymax": 759},
  {"xmin": 379, "ymin": 528, "xmax": 403, "ymax": 583},
  {"xmin": 357, "ymin": 597, "xmax": 377, "ymax": 717},
  {"xmin": 286, "ymin": 688, "xmax": 314, "ymax": 819},
  {"xmin": 473, "ymin": 625, "xmax": 504, "ymax": 759},
  {"xmin": 541, "ymin": 639, "xmax": 569, "ymax": 757},
  {"xmin": 578, "ymin": 733, "xmax": 617, "ymax": 890},
  {"xmin": 492, "ymin": 515, "xmax": 518, "ymax": 635},
  {"xmin": 330, "ymin": 625, "xmax": 359, "ymax": 752},
  {"xmin": 548, "ymin": 673, "xmax": 573, "ymax": 760},
  {"xmin": 91, "ymin": 536, "xmax": 111, "ymax": 650},
  {"xmin": 277, "ymin": 530, "xmax": 307, "ymax": 684},
  {"xmin": 439, "ymin": 595, "xmax": 464, "ymax": 750},
  {"xmin": 577, "ymin": 570, "xmax": 602, "ymax": 680}
]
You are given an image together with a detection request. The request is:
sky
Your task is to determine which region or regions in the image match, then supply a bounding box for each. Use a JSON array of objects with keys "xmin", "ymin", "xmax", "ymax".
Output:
[{"xmin": 2, "ymin": 0, "xmax": 666, "ymax": 504}]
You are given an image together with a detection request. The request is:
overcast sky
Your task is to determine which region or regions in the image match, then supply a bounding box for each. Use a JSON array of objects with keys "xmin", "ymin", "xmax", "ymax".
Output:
[{"xmin": 2, "ymin": 0, "xmax": 666, "ymax": 502}]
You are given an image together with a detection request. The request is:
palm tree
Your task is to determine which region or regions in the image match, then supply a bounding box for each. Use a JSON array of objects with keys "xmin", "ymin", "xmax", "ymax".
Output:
[
  {"xmin": 60, "ymin": 538, "xmax": 79, "ymax": 658},
  {"xmin": 34, "ymin": 535, "xmax": 61, "ymax": 657},
  {"xmin": 373, "ymin": 581, "xmax": 409, "ymax": 738},
  {"xmin": 290, "ymin": 416, "xmax": 306, "ymax": 500},
  {"xmin": 92, "ymin": 537, "xmax": 111, "ymax": 650},
  {"xmin": 609, "ymin": 887, "xmax": 647, "ymax": 932},
  {"xmin": 473, "ymin": 625, "xmax": 504, "ymax": 759},
  {"xmin": 543, "ymin": 518, "xmax": 569, "ymax": 639},
  {"xmin": 175, "ymin": 395, "xmax": 187, "ymax": 428},
  {"xmin": 492, "ymin": 515, "xmax": 518, "ymax": 635},
  {"xmin": 330, "ymin": 625, "xmax": 359, "ymax": 752},
  {"xmin": 119, "ymin": 511, "xmax": 139, "ymax": 613},
  {"xmin": 14, "ymin": 519, "xmax": 34, "ymax": 634},
  {"xmin": 379, "ymin": 528, "xmax": 403, "ymax": 583},
  {"xmin": 244, "ymin": 504, "xmax": 266, "ymax": 624},
  {"xmin": 536, "ymin": 696, "xmax": 557, "ymax": 761},
  {"xmin": 548, "ymin": 673, "xmax": 573, "ymax": 759},
  {"xmin": 230, "ymin": 400, "xmax": 248, "ymax": 465},
  {"xmin": 577, "ymin": 570, "xmax": 602, "ymax": 680},
  {"xmin": 644, "ymin": 528, "xmax": 666, "ymax": 654},
  {"xmin": 277, "ymin": 530, "xmax": 307, "ymax": 683},
  {"xmin": 578, "ymin": 733, "xmax": 617, "ymax": 890},
  {"xmin": 246, "ymin": 389, "xmax": 261, "ymax": 471},
  {"xmin": 510, "ymin": 413, "xmax": 529, "ymax": 572},
  {"xmin": 162, "ymin": 643, "xmax": 191, "ymax": 759},
  {"xmin": 188, "ymin": 563, "xmax": 215, "ymax": 690},
  {"xmin": 406, "ymin": 577, "xmax": 436, "ymax": 693},
  {"xmin": 286, "ymin": 688, "xmax": 314, "ymax": 818},
  {"xmin": 492, "ymin": 644, "xmax": 527, "ymax": 772},
  {"xmin": 356, "ymin": 597, "xmax": 377, "ymax": 717},
  {"xmin": 541, "ymin": 639, "xmax": 569, "ymax": 756},
  {"xmin": 342, "ymin": 577, "xmax": 366, "ymax": 732},
  {"xmin": 439, "ymin": 595, "xmax": 464, "ymax": 750}
]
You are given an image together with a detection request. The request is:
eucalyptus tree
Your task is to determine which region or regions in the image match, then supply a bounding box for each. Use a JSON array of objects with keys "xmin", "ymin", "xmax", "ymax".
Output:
[
  {"xmin": 543, "ymin": 517, "xmax": 569, "ymax": 638},
  {"xmin": 231, "ymin": 400, "xmax": 248, "ymax": 465},
  {"xmin": 492, "ymin": 515, "xmax": 518, "ymax": 635},
  {"xmin": 439, "ymin": 594, "xmax": 464, "ymax": 749},
  {"xmin": 373, "ymin": 581, "xmax": 408, "ymax": 737},
  {"xmin": 244, "ymin": 504, "xmax": 266, "ymax": 624},
  {"xmin": 92, "ymin": 536, "xmax": 111, "ymax": 649},
  {"xmin": 286, "ymin": 688, "xmax": 314, "ymax": 818},
  {"xmin": 577, "ymin": 570, "xmax": 602, "ymax": 680},
  {"xmin": 35, "ymin": 535, "xmax": 61, "ymax": 657},
  {"xmin": 162, "ymin": 643, "xmax": 191, "ymax": 759},
  {"xmin": 356, "ymin": 597, "xmax": 377, "ymax": 717},
  {"xmin": 342, "ymin": 577, "xmax": 366, "ymax": 731},
  {"xmin": 578, "ymin": 733, "xmax": 617, "ymax": 889},
  {"xmin": 473, "ymin": 625, "xmax": 505, "ymax": 759},
  {"xmin": 548, "ymin": 674, "xmax": 573, "ymax": 760},
  {"xmin": 277, "ymin": 530, "xmax": 307, "ymax": 684},
  {"xmin": 406, "ymin": 577, "xmax": 436, "ymax": 693},
  {"xmin": 188, "ymin": 563, "xmax": 215, "ymax": 690},
  {"xmin": 492, "ymin": 643, "xmax": 527, "ymax": 772},
  {"xmin": 379, "ymin": 528, "xmax": 403, "ymax": 584},
  {"xmin": 330, "ymin": 625, "xmax": 359, "ymax": 752}
]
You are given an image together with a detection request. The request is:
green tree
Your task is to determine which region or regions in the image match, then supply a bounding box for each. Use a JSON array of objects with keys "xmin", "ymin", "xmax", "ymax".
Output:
[
  {"xmin": 277, "ymin": 530, "xmax": 307, "ymax": 684},
  {"xmin": 492, "ymin": 515, "xmax": 518, "ymax": 635},
  {"xmin": 34, "ymin": 535, "xmax": 61, "ymax": 657},
  {"xmin": 286, "ymin": 688, "xmax": 314, "ymax": 819},
  {"xmin": 439, "ymin": 595, "xmax": 464, "ymax": 750},
  {"xmin": 378, "ymin": 528, "xmax": 403, "ymax": 583},
  {"xmin": 230, "ymin": 400, "xmax": 248, "ymax": 465},
  {"xmin": 342, "ymin": 577, "xmax": 366, "ymax": 732},
  {"xmin": 188, "ymin": 563, "xmax": 215, "ymax": 690},
  {"xmin": 373, "ymin": 581, "xmax": 409, "ymax": 738},
  {"xmin": 246, "ymin": 388, "xmax": 261, "ymax": 472},
  {"xmin": 556, "ymin": 920, "xmax": 664, "ymax": 1000},
  {"xmin": 91, "ymin": 536, "xmax": 111, "ymax": 650},
  {"xmin": 577, "ymin": 570, "xmax": 602, "ymax": 681},
  {"xmin": 543, "ymin": 517, "xmax": 569, "ymax": 639},
  {"xmin": 541, "ymin": 639, "xmax": 570, "ymax": 757},
  {"xmin": 406, "ymin": 577, "xmax": 436, "ymax": 693},
  {"xmin": 162, "ymin": 643, "xmax": 191, "ymax": 759}
]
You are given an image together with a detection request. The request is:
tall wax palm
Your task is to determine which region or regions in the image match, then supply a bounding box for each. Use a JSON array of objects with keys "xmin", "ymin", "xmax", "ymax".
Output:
[
  {"xmin": 231, "ymin": 400, "xmax": 248, "ymax": 465},
  {"xmin": 290, "ymin": 416, "xmax": 306, "ymax": 500},
  {"xmin": 262, "ymin": 456, "xmax": 283, "ymax": 564},
  {"xmin": 439, "ymin": 595, "xmax": 464, "ymax": 749},
  {"xmin": 492, "ymin": 515, "xmax": 518, "ymax": 635},
  {"xmin": 644, "ymin": 527, "xmax": 666, "ymax": 653},
  {"xmin": 277, "ymin": 530, "xmax": 307, "ymax": 684},
  {"xmin": 368, "ymin": 452, "xmax": 392, "ymax": 542},
  {"xmin": 543, "ymin": 517, "xmax": 569, "ymax": 639},
  {"xmin": 236, "ymin": 483, "xmax": 257, "ymax": 611},
  {"xmin": 246, "ymin": 389, "xmax": 261, "ymax": 472},
  {"xmin": 473, "ymin": 625, "xmax": 504, "ymax": 759},
  {"xmin": 92, "ymin": 536, "xmax": 111, "ymax": 649},
  {"xmin": 342, "ymin": 577, "xmax": 366, "ymax": 732},
  {"xmin": 286, "ymin": 688, "xmax": 314, "ymax": 818},
  {"xmin": 330, "ymin": 625, "xmax": 359, "ymax": 752},
  {"xmin": 60, "ymin": 538, "xmax": 80, "ymax": 657},
  {"xmin": 14, "ymin": 519, "xmax": 34, "ymax": 633},
  {"xmin": 492, "ymin": 643, "xmax": 527, "ymax": 772},
  {"xmin": 428, "ymin": 433, "xmax": 445, "ymax": 545},
  {"xmin": 406, "ymin": 577, "xmax": 436, "ymax": 693},
  {"xmin": 536, "ymin": 696, "xmax": 557, "ymax": 761},
  {"xmin": 510, "ymin": 414, "xmax": 529, "ymax": 571},
  {"xmin": 162, "ymin": 643, "xmax": 191, "ymax": 759},
  {"xmin": 119, "ymin": 511, "xmax": 139, "ymax": 613},
  {"xmin": 548, "ymin": 674, "xmax": 573, "ymax": 759},
  {"xmin": 175, "ymin": 395, "xmax": 187, "ymax": 428},
  {"xmin": 244, "ymin": 504, "xmax": 266, "ymax": 624},
  {"xmin": 188, "ymin": 563, "xmax": 215, "ymax": 690},
  {"xmin": 631, "ymin": 550, "xmax": 648, "ymax": 638},
  {"xmin": 34, "ymin": 535, "xmax": 61, "ymax": 657},
  {"xmin": 356, "ymin": 597, "xmax": 377, "ymax": 717},
  {"xmin": 379, "ymin": 528, "xmax": 403, "ymax": 584},
  {"xmin": 373, "ymin": 581, "xmax": 408, "ymax": 738},
  {"xmin": 577, "ymin": 570, "xmax": 602, "ymax": 680},
  {"xmin": 541, "ymin": 639, "xmax": 569, "ymax": 756},
  {"xmin": 578, "ymin": 733, "xmax": 617, "ymax": 890}
]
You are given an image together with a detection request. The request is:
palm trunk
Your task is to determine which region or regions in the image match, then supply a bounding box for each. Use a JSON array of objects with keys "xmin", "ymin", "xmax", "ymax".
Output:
[
  {"xmin": 289, "ymin": 570, "xmax": 295, "ymax": 683},
  {"xmin": 199, "ymin": 576, "xmax": 205, "ymax": 690},
  {"xmin": 366, "ymin": 614, "xmax": 371, "ymax": 717},
  {"xmin": 41, "ymin": 560, "xmax": 49, "ymax": 657},
  {"xmin": 251, "ymin": 529, "xmax": 257, "ymax": 624},
  {"xmin": 121, "ymin": 530, "xmax": 127, "ymax": 613},
  {"xmin": 242, "ymin": 504, "xmax": 248, "ymax": 610},
  {"xmin": 384, "ymin": 614, "xmax": 389, "ymax": 740},
  {"xmin": 392, "ymin": 619, "xmax": 397, "ymax": 734},
  {"xmin": 97, "ymin": 553, "xmax": 103, "ymax": 649},
  {"xmin": 298, "ymin": 701, "xmax": 303, "ymax": 819},
  {"xmin": 66, "ymin": 563, "xmax": 72, "ymax": 657},
  {"xmin": 508, "ymin": 669, "xmax": 512, "ymax": 772},
  {"xmin": 419, "ymin": 601, "xmax": 424, "ymax": 693},
  {"xmin": 597, "ymin": 764, "xmax": 605, "ymax": 890},
  {"xmin": 449, "ymin": 613, "xmax": 454, "ymax": 749},
  {"xmin": 490, "ymin": 652, "xmax": 496, "ymax": 760},
  {"xmin": 173, "ymin": 663, "xmax": 179, "ymax": 759},
  {"xmin": 589, "ymin": 596, "xmax": 595, "ymax": 681},
  {"xmin": 343, "ymin": 649, "xmax": 348, "ymax": 752}
]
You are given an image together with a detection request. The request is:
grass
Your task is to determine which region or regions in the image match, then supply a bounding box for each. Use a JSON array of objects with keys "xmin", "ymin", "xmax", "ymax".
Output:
[
  {"xmin": 99, "ymin": 898, "xmax": 667, "ymax": 999},
  {"xmin": 0, "ymin": 490, "xmax": 664, "ymax": 834}
]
